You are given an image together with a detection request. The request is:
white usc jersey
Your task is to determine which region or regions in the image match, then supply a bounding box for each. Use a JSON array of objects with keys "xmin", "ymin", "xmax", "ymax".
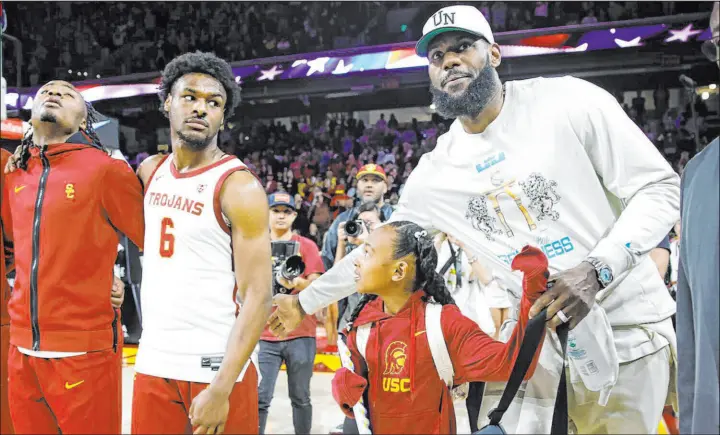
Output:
[{"xmin": 135, "ymin": 154, "xmax": 257, "ymax": 383}]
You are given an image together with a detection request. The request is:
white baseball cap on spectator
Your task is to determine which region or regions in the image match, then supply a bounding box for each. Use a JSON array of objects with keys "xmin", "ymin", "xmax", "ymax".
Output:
[{"xmin": 415, "ymin": 5, "xmax": 495, "ymax": 57}]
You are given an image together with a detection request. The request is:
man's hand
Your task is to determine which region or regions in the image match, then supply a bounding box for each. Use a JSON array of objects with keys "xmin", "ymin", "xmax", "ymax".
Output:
[
  {"xmin": 528, "ymin": 261, "xmax": 600, "ymax": 330},
  {"xmin": 3, "ymin": 145, "xmax": 23, "ymax": 174},
  {"xmin": 189, "ymin": 387, "xmax": 230, "ymax": 435},
  {"xmin": 337, "ymin": 222, "xmax": 348, "ymax": 244},
  {"xmin": 267, "ymin": 294, "xmax": 305, "ymax": 338},
  {"xmin": 111, "ymin": 276, "xmax": 125, "ymax": 308}
]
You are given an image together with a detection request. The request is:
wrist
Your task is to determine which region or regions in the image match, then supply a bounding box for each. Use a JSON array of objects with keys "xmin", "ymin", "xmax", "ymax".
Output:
[
  {"xmin": 293, "ymin": 294, "xmax": 307, "ymax": 317},
  {"xmin": 583, "ymin": 257, "xmax": 613, "ymax": 289},
  {"xmin": 207, "ymin": 380, "xmax": 233, "ymax": 398}
]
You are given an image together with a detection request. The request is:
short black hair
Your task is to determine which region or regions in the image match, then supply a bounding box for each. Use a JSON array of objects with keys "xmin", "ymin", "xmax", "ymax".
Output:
[
  {"xmin": 357, "ymin": 200, "xmax": 383, "ymax": 221},
  {"xmin": 158, "ymin": 51, "xmax": 241, "ymax": 119}
]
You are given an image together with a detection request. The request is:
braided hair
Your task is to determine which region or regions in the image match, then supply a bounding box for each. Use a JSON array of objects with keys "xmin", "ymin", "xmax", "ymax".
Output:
[
  {"xmin": 346, "ymin": 220, "xmax": 455, "ymax": 331},
  {"xmin": 18, "ymin": 101, "xmax": 106, "ymax": 170}
]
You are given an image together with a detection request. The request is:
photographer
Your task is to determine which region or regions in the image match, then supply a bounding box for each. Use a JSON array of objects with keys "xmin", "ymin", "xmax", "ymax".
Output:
[
  {"xmin": 258, "ymin": 193, "xmax": 324, "ymax": 435},
  {"xmin": 335, "ymin": 200, "xmax": 386, "ymax": 333},
  {"xmin": 321, "ymin": 164, "xmax": 393, "ymax": 271},
  {"xmin": 321, "ymin": 165, "xmax": 393, "ymax": 329}
]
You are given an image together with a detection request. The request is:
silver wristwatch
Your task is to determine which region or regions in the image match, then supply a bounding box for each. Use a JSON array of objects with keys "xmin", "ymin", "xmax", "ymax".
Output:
[{"xmin": 584, "ymin": 257, "xmax": 614, "ymax": 289}]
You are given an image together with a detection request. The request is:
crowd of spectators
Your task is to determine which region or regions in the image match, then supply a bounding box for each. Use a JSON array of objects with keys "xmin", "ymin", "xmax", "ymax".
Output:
[
  {"xmin": 367, "ymin": 1, "xmax": 679, "ymax": 45},
  {"xmin": 3, "ymin": 1, "xmax": 685, "ymax": 86},
  {"xmin": 221, "ymin": 113, "xmax": 441, "ymax": 246},
  {"xmin": 617, "ymin": 88, "xmax": 718, "ymax": 175},
  {"xmin": 118, "ymin": 86, "xmax": 715, "ymax": 250}
]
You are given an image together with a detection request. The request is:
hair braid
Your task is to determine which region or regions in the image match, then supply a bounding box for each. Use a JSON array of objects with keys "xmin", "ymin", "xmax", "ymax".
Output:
[
  {"xmin": 345, "ymin": 294, "xmax": 378, "ymax": 332},
  {"xmin": 17, "ymin": 130, "xmax": 34, "ymax": 170},
  {"xmin": 82, "ymin": 102, "xmax": 107, "ymax": 152},
  {"xmin": 388, "ymin": 221, "xmax": 455, "ymax": 306},
  {"xmin": 414, "ymin": 234, "xmax": 455, "ymax": 305}
]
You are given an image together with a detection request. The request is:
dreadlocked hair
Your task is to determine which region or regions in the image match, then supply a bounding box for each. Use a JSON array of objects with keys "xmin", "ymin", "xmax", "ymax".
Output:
[
  {"xmin": 158, "ymin": 51, "xmax": 241, "ymax": 119},
  {"xmin": 345, "ymin": 220, "xmax": 455, "ymax": 331},
  {"xmin": 18, "ymin": 102, "xmax": 106, "ymax": 170}
]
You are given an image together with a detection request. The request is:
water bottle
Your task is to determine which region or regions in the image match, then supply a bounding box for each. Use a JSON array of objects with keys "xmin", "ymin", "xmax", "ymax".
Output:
[{"xmin": 566, "ymin": 303, "xmax": 619, "ymax": 406}]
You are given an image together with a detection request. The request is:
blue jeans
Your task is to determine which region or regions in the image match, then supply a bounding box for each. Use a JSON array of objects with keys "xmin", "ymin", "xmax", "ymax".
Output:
[{"xmin": 258, "ymin": 337, "xmax": 316, "ymax": 434}]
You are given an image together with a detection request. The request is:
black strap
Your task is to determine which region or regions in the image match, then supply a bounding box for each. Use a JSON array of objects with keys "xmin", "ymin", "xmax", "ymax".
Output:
[
  {"xmin": 487, "ymin": 308, "xmax": 569, "ymax": 434},
  {"xmin": 439, "ymin": 242, "xmax": 458, "ymax": 275}
]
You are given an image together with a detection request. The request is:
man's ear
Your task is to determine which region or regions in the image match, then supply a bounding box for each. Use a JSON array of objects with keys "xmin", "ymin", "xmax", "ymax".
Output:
[
  {"xmin": 164, "ymin": 95, "xmax": 172, "ymax": 114},
  {"xmin": 392, "ymin": 261, "xmax": 409, "ymax": 282},
  {"xmin": 79, "ymin": 117, "xmax": 87, "ymax": 131},
  {"xmin": 489, "ymin": 42, "xmax": 502, "ymax": 68}
]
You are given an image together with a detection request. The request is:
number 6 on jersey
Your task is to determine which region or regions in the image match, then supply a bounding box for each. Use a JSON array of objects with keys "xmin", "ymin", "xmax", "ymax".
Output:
[{"xmin": 160, "ymin": 217, "xmax": 175, "ymax": 258}]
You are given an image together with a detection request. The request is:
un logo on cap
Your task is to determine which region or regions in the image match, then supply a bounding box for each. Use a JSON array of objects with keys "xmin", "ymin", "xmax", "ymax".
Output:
[{"xmin": 432, "ymin": 10, "xmax": 456, "ymax": 27}]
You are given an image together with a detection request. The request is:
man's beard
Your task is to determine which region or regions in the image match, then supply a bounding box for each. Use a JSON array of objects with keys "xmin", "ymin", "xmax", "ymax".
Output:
[
  {"xmin": 39, "ymin": 111, "xmax": 57, "ymax": 123},
  {"xmin": 361, "ymin": 192, "xmax": 382, "ymax": 204},
  {"xmin": 177, "ymin": 130, "xmax": 212, "ymax": 151},
  {"xmin": 430, "ymin": 62, "xmax": 501, "ymax": 120}
]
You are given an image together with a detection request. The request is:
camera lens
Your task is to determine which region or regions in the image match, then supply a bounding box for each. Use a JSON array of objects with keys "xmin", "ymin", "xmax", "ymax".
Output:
[
  {"xmin": 280, "ymin": 255, "xmax": 306, "ymax": 281},
  {"xmin": 345, "ymin": 220, "xmax": 362, "ymax": 237}
]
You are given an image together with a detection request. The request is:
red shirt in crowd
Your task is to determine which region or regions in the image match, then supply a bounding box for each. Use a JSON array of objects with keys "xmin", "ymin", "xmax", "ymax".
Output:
[{"xmin": 261, "ymin": 234, "xmax": 324, "ymax": 341}]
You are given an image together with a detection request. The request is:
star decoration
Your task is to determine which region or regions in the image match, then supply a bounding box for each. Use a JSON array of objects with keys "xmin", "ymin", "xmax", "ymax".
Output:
[
  {"xmin": 332, "ymin": 59, "xmax": 354, "ymax": 75},
  {"xmin": 665, "ymin": 24, "xmax": 703, "ymax": 43},
  {"xmin": 258, "ymin": 65, "xmax": 283, "ymax": 81},
  {"xmin": 615, "ymin": 37, "xmax": 642, "ymax": 48},
  {"xmin": 306, "ymin": 57, "xmax": 330, "ymax": 76}
]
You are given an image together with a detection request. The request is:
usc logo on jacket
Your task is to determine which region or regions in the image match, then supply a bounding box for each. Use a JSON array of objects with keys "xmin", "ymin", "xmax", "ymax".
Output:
[
  {"xmin": 382, "ymin": 341, "xmax": 410, "ymax": 393},
  {"xmin": 65, "ymin": 183, "xmax": 75, "ymax": 199}
]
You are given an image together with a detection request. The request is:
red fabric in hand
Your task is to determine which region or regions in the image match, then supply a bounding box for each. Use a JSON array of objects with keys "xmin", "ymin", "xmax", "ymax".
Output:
[
  {"xmin": 511, "ymin": 245, "xmax": 549, "ymax": 300},
  {"xmin": 332, "ymin": 367, "xmax": 368, "ymax": 419}
]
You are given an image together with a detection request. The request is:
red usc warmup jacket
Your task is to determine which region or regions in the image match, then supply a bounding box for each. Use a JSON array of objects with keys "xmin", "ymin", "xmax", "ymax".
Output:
[
  {"xmin": 1, "ymin": 148, "xmax": 14, "ymax": 327},
  {"xmin": 3, "ymin": 143, "xmax": 144, "ymax": 352},
  {"xmin": 333, "ymin": 246, "xmax": 549, "ymax": 434},
  {"xmin": 1, "ymin": 148, "xmax": 15, "ymax": 435}
]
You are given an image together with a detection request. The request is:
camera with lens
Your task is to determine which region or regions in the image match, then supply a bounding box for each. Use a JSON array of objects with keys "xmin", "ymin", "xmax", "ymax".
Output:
[
  {"xmin": 271, "ymin": 240, "xmax": 306, "ymax": 296},
  {"xmin": 344, "ymin": 214, "xmax": 364, "ymax": 238}
]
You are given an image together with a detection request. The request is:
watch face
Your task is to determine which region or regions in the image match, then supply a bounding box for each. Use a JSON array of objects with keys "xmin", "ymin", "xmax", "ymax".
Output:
[{"xmin": 599, "ymin": 267, "xmax": 613, "ymax": 284}]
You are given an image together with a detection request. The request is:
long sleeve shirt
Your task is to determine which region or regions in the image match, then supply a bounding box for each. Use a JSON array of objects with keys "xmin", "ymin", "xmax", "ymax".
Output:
[{"xmin": 301, "ymin": 76, "xmax": 679, "ymax": 361}]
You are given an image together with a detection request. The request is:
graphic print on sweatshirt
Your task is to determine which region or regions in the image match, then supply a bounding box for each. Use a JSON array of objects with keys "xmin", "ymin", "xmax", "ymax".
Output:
[
  {"xmin": 465, "ymin": 171, "xmax": 562, "ymax": 241},
  {"xmin": 382, "ymin": 341, "xmax": 410, "ymax": 393}
]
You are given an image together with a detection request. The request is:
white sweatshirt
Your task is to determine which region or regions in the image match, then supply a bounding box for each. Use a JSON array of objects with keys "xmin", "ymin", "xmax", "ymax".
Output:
[{"xmin": 300, "ymin": 76, "xmax": 679, "ymax": 358}]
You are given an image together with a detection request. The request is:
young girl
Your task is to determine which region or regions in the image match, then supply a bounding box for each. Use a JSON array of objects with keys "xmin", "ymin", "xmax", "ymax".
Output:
[{"xmin": 331, "ymin": 221, "xmax": 548, "ymax": 434}]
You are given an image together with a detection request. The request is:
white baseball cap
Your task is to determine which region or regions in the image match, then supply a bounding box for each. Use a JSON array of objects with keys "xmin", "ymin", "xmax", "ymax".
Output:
[{"xmin": 415, "ymin": 5, "xmax": 495, "ymax": 57}]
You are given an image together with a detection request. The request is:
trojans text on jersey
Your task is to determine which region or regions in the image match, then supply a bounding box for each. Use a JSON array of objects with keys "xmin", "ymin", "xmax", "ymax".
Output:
[{"xmin": 146, "ymin": 191, "xmax": 205, "ymax": 216}]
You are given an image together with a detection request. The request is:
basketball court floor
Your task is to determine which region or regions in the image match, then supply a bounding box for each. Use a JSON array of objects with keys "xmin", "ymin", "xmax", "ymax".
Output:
[
  {"xmin": 120, "ymin": 346, "xmax": 473, "ymax": 434},
  {"xmin": 119, "ymin": 344, "xmax": 673, "ymax": 435}
]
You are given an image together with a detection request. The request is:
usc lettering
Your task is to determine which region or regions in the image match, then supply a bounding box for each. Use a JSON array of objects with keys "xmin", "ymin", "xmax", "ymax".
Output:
[
  {"xmin": 382, "ymin": 378, "xmax": 411, "ymax": 393},
  {"xmin": 148, "ymin": 192, "xmax": 204, "ymax": 216}
]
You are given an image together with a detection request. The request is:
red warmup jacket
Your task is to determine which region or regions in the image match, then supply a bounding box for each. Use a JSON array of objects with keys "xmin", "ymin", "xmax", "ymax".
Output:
[
  {"xmin": 3, "ymin": 142, "xmax": 144, "ymax": 352},
  {"xmin": 333, "ymin": 246, "xmax": 548, "ymax": 434},
  {"xmin": 1, "ymin": 149, "xmax": 14, "ymax": 327}
]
